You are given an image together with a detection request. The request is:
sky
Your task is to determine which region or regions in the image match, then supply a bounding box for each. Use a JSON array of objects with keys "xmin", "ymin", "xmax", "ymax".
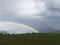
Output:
[
  {"xmin": 0, "ymin": 21, "xmax": 39, "ymax": 34},
  {"xmin": 0, "ymin": 0, "xmax": 60, "ymax": 34}
]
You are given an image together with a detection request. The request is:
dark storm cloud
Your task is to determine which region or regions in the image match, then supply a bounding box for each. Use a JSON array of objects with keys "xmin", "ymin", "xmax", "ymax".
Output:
[
  {"xmin": 40, "ymin": 0, "xmax": 60, "ymax": 30},
  {"xmin": 0, "ymin": 0, "xmax": 60, "ymax": 33},
  {"xmin": 0, "ymin": 0, "xmax": 51, "ymax": 32},
  {"xmin": 33, "ymin": 0, "xmax": 60, "ymax": 31}
]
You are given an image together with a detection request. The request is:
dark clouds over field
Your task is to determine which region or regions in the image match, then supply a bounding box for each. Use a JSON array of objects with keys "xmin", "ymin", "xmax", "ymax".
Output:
[{"xmin": 0, "ymin": 0, "xmax": 60, "ymax": 33}]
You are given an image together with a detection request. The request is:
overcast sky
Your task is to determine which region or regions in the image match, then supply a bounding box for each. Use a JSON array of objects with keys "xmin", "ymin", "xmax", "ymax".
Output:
[{"xmin": 0, "ymin": 0, "xmax": 60, "ymax": 33}]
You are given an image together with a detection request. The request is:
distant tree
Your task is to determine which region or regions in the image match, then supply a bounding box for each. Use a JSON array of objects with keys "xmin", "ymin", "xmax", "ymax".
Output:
[
  {"xmin": 32, "ymin": 32, "xmax": 35, "ymax": 34},
  {"xmin": 0, "ymin": 33, "xmax": 2, "ymax": 35},
  {"xmin": 0, "ymin": 31, "xmax": 9, "ymax": 35}
]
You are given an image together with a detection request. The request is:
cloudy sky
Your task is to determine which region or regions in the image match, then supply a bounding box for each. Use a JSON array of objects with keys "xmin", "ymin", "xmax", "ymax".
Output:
[{"xmin": 0, "ymin": 0, "xmax": 60, "ymax": 34}]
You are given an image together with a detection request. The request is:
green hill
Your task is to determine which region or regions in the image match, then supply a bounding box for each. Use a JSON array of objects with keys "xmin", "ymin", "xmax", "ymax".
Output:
[{"xmin": 0, "ymin": 33, "xmax": 60, "ymax": 45}]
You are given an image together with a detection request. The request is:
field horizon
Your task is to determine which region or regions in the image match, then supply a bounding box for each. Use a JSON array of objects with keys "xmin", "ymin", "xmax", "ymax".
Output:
[{"xmin": 0, "ymin": 33, "xmax": 59, "ymax": 45}]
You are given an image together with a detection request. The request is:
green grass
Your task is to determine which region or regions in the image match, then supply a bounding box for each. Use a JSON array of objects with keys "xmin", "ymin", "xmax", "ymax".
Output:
[{"xmin": 0, "ymin": 33, "xmax": 60, "ymax": 45}]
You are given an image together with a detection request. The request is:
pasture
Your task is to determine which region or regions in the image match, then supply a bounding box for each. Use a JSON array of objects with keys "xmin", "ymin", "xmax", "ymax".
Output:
[{"xmin": 0, "ymin": 33, "xmax": 60, "ymax": 45}]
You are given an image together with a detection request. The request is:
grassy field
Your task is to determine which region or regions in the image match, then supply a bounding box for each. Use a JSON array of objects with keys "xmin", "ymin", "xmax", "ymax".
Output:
[{"xmin": 0, "ymin": 33, "xmax": 60, "ymax": 45}]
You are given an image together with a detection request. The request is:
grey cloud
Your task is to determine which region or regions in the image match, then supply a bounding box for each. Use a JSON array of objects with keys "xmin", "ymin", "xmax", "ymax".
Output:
[
  {"xmin": 0, "ymin": 0, "xmax": 58, "ymax": 33},
  {"xmin": 39, "ymin": 0, "xmax": 60, "ymax": 30}
]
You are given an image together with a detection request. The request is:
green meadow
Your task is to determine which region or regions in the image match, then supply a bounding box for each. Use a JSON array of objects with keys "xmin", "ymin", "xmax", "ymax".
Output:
[{"xmin": 0, "ymin": 33, "xmax": 60, "ymax": 45}]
